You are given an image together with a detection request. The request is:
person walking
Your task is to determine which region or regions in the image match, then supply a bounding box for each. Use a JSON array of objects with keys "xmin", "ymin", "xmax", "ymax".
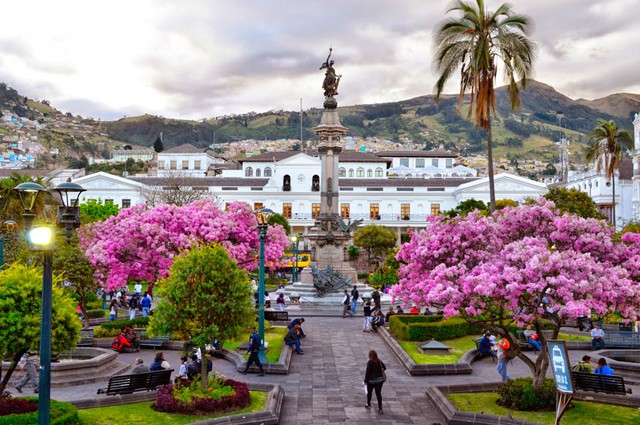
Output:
[
  {"xmin": 342, "ymin": 289, "xmax": 353, "ymax": 318},
  {"xmin": 140, "ymin": 292, "xmax": 152, "ymax": 317},
  {"xmin": 495, "ymin": 332, "xmax": 511, "ymax": 382},
  {"xmin": 240, "ymin": 326, "xmax": 265, "ymax": 376},
  {"xmin": 128, "ymin": 294, "xmax": 139, "ymax": 320},
  {"xmin": 109, "ymin": 299, "xmax": 118, "ymax": 321},
  {"xmin": 363, "ymin": 300, "xmax": 373, "ymax": 332},
  {"xmin": 364, "ymin": 350, "xmax": 386, "ymax": 415},
  {"xmin": 350, "ymin": 285, "xmax": 359, "ymax": 314},
  {"xmin": 276, "ymin": 293, "xmax": 286, "ymax": 312},
  {"xmin": 15, "ymin": 351, "xmax": 39, "ymax": 393},
  {"xmin": 371, "ymin": 287, "xmax": 381, "ymax": 310}
]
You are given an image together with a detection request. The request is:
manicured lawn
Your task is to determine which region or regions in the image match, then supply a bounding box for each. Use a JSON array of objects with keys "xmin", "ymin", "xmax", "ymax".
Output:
[
  {"xmin": 225, "ymin": 327, "xmax": 287, "ymax": 363},
  {"xmin": 447, "ymin": 392, "xmax": 640, "ymax": 425},
  {"xmin": 79, "ymin": 392, "xmax": 268, "ymax": 425},
  {"xmin": 400, "ymin": 334, "xmax": 588, "ymax": 364},
  {"xmin": 400, "ymin": 336, "xmax": 476, "ymax": 364}
]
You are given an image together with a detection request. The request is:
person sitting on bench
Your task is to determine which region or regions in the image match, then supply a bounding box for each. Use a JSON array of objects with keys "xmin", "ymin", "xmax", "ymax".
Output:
[
  {"xmin": 591, "ymin": 323, "xmax": 605, "ymax": 351},
  {"xmin": 594, "ymin": 358, "xmax": 614, "ymax": 376},
  {"xmin": 288, "ymin": 317, "xmax": 306, "ymax": 338},
  {"xmin": 284, "ymin": 324, "xmax": 304, "ymax": 355},
  {"xmin": 523, "ymin": 324, "xmax": 541, "ymax": 352},
  {"xmin": 479, "ymin": 330, "xmax": 497, "ymax": 360}
]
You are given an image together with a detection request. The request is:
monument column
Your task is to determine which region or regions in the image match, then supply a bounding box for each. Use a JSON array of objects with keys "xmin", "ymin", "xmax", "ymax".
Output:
[{"xmin": 300, "ymin": 48, "xmax": 359, "ymax": 285}]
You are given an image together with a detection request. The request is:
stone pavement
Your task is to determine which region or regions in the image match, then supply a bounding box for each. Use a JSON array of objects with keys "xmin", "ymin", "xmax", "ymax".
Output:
[{"xmin": 9, "ymin": 310, "xmax": 624, "ymax": 425}]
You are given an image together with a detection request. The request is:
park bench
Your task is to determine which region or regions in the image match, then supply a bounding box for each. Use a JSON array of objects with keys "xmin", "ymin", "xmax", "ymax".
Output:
[
  {"xmin": 516, "ymin": 330, "xmax": 553, "ymax": 351},
  {"xmin": 471, "ymin": 337, "xmax": 495, "ymax": 361},
  {"xmin": 77, "ymin": 329, "xmax": 94, "ymax": 347},
  {"xmin": 572, "ymin": 371, "xmax": 632, "ymax": 395},
  {"xmin": 137, "ymin": 330, "xmax": 170, "ymax": 349},
  {"xmin": 265, "ymin": 310, "xmax": 289, "ymax": 321},
  {"xmin": 601, "ymin": 331, "xmax": 640, "ymax": 348},
  {"xmin": 96, "ymin": 369, "xmax": 173, "ymax": 396}
]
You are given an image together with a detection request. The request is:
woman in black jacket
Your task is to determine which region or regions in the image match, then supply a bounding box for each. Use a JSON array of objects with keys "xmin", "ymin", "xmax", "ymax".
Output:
[{"xmin": 363, "ymin": 349, "xmax": 386, "ymax": 414}]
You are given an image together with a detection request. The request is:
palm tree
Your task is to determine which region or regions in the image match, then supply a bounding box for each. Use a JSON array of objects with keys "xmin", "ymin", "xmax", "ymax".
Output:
[
  {"xmin": 433, "ymin": 0, "xmax": 535, "ymax": 212},
  {"xmin": 585, "ymin": 119, "xmax": 633, "ymax": 228}
]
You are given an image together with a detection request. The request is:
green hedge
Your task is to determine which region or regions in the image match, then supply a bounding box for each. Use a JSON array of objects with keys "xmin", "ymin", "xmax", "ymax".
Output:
[
  {"xmin": 85, "ymin": 309, "xmax": 105, "ymax": 319},
  {"xmin": 0, "ymin": 398, "xmax": 79, "ymax": 425},
  {"xmin": 390, "ymin": 315, "xmax": 480, "ymax": 341},
  {"xmin": 99, "ymin": 317, "xmax": 149, "ymax": 330}
]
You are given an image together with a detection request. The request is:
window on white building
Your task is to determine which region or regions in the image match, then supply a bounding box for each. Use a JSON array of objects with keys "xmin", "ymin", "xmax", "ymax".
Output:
[
  {"xmin": 256, "ymin": 168, "xmax": 261, "ymax": 177},
  {"xmin": 432, "ymin": 159, "xmax": 438, "ymax": 167},
  {"xmin": 182, "ymin": 160, "xmax": 189, "ymax": 170},
  {"xmin": 339, "ymin": 167, "xmax": 346, "ymax": 177},
  {"xmin": 446, "ymin": 159, "xmax": 453, "ymax": 168},
  {"xmin": 194, "ymin": 160, "xmax": 201, "ymax": 170},
  {"xmin": 375, "ymin": 168, "xmax": 383, "ymax": 177},
  {"xmin": 122, "ymin": 199, "xmax": 131, "ymax": 209},
  {"xmin": 264, "ymin": 167, "xmax": 272, "ymax": 177},
  {"xmin": 400, "ymin": 159, "xmax": 409, "ymax": 167},
  {"xmin": 158, "ymin": 161, "xmax": 165, "ymax": 170},
  {"xmin": 356, "ymin": 167, "xmax": 365, "ymax": 177},
  {"xmin": 416, "ymin": 159, "xmax": 425, "ymax": 168},
  {"xmin": 245, "ymin": 167, "xmax": 253, "ymax": 177},
  {"xmin": 367, "ymin": 169, "xmax": 373, "ymax": 177},
  {"xmin": 349, "ymin": 169, "xmax": 354, "ymax": 177},
  {"xmin": 170, "ymin": 161, "xmax": 177, "ymax": 170}
]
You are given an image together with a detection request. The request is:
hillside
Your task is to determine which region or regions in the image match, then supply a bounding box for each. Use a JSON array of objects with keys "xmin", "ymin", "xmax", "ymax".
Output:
[{"xmin": 1, "ymin": 80, "xmax": 639, "ymax": 167}]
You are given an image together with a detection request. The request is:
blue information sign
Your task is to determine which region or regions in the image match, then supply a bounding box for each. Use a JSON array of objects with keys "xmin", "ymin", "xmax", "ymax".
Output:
[{"xmin": 547, "ymin": 341, "xmax": 574, "ymax": 394}]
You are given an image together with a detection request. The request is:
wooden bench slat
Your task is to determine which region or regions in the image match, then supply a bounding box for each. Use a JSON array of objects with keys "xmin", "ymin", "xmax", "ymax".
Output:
[
  {"xmin": 97, "ymin": 369, "xmax": 173, "ymax": 396},
  {"xmin": 572, "ymin": 371, "xmax": 631, "ymax": 395}
]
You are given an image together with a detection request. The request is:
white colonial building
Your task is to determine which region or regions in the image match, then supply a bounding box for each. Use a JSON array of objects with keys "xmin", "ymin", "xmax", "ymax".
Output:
[
  {"xmin": 156, "ymin": 143, "xmax": 226, "ymax": 177},
  {"xmin": 73, "ymin": 146, "xmax": 548, "ymax": 242}
]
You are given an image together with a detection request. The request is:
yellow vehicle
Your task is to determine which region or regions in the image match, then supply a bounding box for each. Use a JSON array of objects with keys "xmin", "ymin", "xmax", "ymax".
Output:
[{"xmin": 280, "ymin": 252, "xmax": 311, "ymax": 271}]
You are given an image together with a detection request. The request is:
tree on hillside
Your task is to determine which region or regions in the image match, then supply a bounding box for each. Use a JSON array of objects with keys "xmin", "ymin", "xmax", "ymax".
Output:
[
  {"xmin": 544, "ymin": 187, "xmax": 603, "ymax": 219},
  {"xmin": 353, "ymin": 225, "xmax": 397, "ymax": 268},
  {"xmin": 79, "ymin": 199, "xmax": 289, "ymax": 290},
  {"xmin": 153, "ymin": 136, "xmax": 164, "ymax": 153},
  {"xmin": 0, "ymin": 263, "xmax": 80, "ymax": 392},
  {"xmin": 434, "ymin": 0, "xmax": 535, "ymax": 212},
  {"xmin": 148, "ymin": 245, "xmax": 254, "ymax": 390},
  {"xmin": 585, "ymin": 119, "xmax": 633, "ymax": 227},
  {"xmin": 393, "ymin": 200, "xmax": 640, "ymax": 389}
]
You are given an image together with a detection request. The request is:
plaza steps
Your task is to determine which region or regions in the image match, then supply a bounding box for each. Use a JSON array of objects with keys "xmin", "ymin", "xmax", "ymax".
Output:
[{"xmin": 9, "ymin": 360, "xmax": 131, "ymax": 388}]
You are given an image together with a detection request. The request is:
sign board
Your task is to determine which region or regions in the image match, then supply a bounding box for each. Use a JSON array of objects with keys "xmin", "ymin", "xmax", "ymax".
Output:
[{"xmin": 547, "ymin": 340, "xmax": 574, "ymax": 394}]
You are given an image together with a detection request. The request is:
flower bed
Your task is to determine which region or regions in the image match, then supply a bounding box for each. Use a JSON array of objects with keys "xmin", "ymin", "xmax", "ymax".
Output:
[
  {"xmin": 154, "ymin": 375, "xmax": 250, "ymax": 415},
  {"xmin": 0, "ymin": 393, "xmax": 79, "ymax": 425}
]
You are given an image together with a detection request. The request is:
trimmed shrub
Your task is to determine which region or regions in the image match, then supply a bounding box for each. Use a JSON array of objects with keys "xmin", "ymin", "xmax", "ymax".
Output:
[
  {"xmin": 93, "ymin": 327, "xmax": 120, "ymax": 338},
  {"xmin": 390, "ymin": 315, "xmax": 480, "ymax": 341},
  {"xmin": 497, "ymin": 377, "xmax": 556, "ymax": 411},
  {"xmin": 154, "ymin": 376, "xmax": 250, "ymax": 415},
  {"xmin": 99, "ymin": 317, "xmax": 149, "ymax": 330},
  {"xmin": 0, "ymin": 396, "xmax": 79, "ymax": 425},
  {"xmin": 85, "ymin": 309, "xmax": 105, "ymax": 319}
]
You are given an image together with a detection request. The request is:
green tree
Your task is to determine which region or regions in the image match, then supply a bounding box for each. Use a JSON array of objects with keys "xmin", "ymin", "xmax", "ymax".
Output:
[
  {"xmin": 79, "ymin": 198, "xmax": 120, "ymax": 224},
  {"xmin": 495, "ymin": 199, "xmax": 518, "ymax": 210},
  {"xmin": 53, "ymin": 235, "xmax": 98, "ymax": 328},
  {"xmin": 434, "ymin": 0, "xmax": 535, "ymax": 212},
  {"xmin": 153, "ymin": 136, "xmax": 164, "ymax": 153},
  {"xmin": 353, "ymin": 225, "xmax": 397, "ymax": 268},
  {"xmin": 148, "ymin": 244, "xmax": 254, "ymax": 390},
  {"xmin": 0, "ymin": 263, "xmax": 80, "ymax": 392},
  {"xmin": 544, "ymin": 187, "xmax": 604, "ymax": 219},
  {"xmin": 267, "ymin": 213, "xmax": 291, "ymax": 235},
  {"xmin": 585, "ymin": 119, "xmax": 633, "ymax": 227},
  {"xmin": 443, "ymin": 198, "xmax": 487, "ymax": 217}
]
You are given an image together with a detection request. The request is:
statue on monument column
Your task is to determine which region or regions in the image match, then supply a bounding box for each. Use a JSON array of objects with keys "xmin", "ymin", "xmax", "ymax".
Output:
[{"xmin": 320, "ymin": 47, "xmax": 341, "ymax": 98}]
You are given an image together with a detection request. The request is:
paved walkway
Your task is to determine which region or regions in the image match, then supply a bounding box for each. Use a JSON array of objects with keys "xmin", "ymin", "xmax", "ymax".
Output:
[{"xmin": 9, "ymin": 310, "xmax": 627, "ymax": 424}]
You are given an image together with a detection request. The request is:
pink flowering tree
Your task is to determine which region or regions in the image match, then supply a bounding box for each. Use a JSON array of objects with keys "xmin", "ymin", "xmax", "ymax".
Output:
[
  {"xmin": 393, "ymin": 200, "xmax": 640, "ymax": 388},
  {"xmin": 79, "ymin": 200, "xmax": 290, "ymax": 290}
]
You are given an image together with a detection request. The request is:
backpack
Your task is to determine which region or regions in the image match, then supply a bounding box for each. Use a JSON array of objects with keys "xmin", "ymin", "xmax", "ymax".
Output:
[
  {"xmin": 343, "ymin": 294, "xmax": 350, "ymax": 305},
  {"xmin": 572, "ymin": 362, "xmax": 588, "ymax": 372}
]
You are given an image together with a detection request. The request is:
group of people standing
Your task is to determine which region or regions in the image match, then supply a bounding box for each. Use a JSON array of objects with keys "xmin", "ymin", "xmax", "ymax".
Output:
[{"xmin": 107, "ymin": 287, "xmax": 153, "ymax": 321}]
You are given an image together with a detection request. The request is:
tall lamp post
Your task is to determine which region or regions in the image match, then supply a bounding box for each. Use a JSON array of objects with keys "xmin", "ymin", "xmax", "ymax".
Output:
[
  {"xmin": 291, "ymin": 235, "xmax": 298, "ymax": 283},
  {"xmin": 14, "ymin": 181, "xmax": 85, "ymax": 425},
  {"xmin": 254, "ymin": 207, "xmax": 273, "ymax": 364}
]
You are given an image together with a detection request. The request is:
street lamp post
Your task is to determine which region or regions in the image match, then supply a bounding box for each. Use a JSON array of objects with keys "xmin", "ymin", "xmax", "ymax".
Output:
[
  {"xmin": 254, "ymin": 207, "xmax": 273, "ymax": 364},
  {"xmin": 14, "ymin": 181, "xmax": 85, "ymax": 425},
  {"xmin": 291, "ymin": 235, "xmax": 298, "ymax": 283}
]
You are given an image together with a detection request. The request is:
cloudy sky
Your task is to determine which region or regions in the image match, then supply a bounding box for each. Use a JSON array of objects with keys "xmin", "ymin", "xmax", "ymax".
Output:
[{"xmin": 1, "ymin": 0, "xmax": 638, "ymax": 121}]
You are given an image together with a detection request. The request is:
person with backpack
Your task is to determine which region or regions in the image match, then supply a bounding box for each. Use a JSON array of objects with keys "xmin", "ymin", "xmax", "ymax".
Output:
[
  {"xmin": 572, "ymin": 355, "xmax": 592, "ymax": 373},
  {"xmin": 342, "ymin": 289, "xmax": 353, "ymax": 318},
  {"xmin": 364, "ymin": 350, "xmax": 386, "ymax": 415},
  {"xmin": 371, "ymin": 288, "xmax": 381, "ymax": 310},
  {"xmin": 350, "ymin": 285, "xmax": 359, "ymax": 314},
  {"xmin": 128, "ymin": 294, "xmax": 139, "ymax": 320},
  {"xmin": 495, "ymin": 332, "xmax": 511, "ymax": 382}
]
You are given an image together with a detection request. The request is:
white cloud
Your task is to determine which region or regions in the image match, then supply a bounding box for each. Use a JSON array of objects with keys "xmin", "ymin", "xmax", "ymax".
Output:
[{"xmin": 0, "ymin": 0, "xmax": 637, "ymax": 120}]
